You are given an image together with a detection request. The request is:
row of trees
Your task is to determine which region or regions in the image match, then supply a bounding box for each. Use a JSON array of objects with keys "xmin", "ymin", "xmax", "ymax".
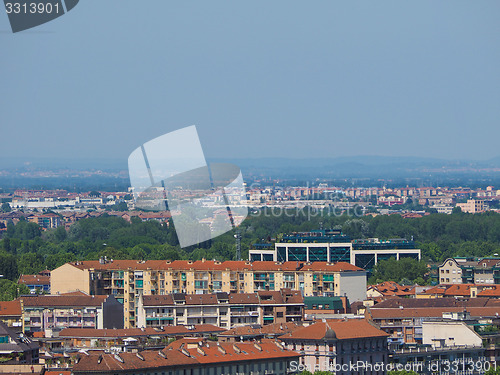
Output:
[{"xmin": 0, "ymin": 209, "xmax": 499, "ymax": 284}]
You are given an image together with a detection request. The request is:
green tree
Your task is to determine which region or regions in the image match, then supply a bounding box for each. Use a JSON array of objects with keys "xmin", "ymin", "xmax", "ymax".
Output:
[
  {"xmin": 370, "ymin": 257, "xmax": 428, "ymax": 285},
  {"xmin": 0, "ymin": 279, "xmax": 30, "ymax": 301},
  {"xmin": 1, "ymin": 202, "xmax": 11, "ymax": 213}
]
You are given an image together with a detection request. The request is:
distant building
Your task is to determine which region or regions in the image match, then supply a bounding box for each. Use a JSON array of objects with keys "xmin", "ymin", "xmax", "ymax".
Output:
[
  {"xmin": 390, "ymin": 321, "xmax": 487, "ymax": 374},
  {"xmin": 137, "ymin": 289, "xmax": 304, "ymax": 329},
  {"xmin": 456, "ymin": 199, "xmax": 487, "ymax": 213},
  {"xmin": 20, "ymin": 292, "xmax": 123, "ymax": 334},
  {"xmin": 367, "ymin": 281, "xmax": 415, "ymax": 299},
  {"xmin": 18, "ymin": 273, "xmax": 50, "ymax": 294},
  {"xmin": 0, "ymin": 300, "xmax": 22, "ymax": 328},
  {"xmin": 249, "ymin": 230, "xmax": 421, "ymax": 272},
  {"xmin": 438, "ymin": 257, "xmax": 500, "ymax": 285},
  {"xmin": 366, "ymin": 297, "xmax": 500, "ymax": 346},
  {"xmin": 280, "ymin": 319, "xmax": 389, "ymax": 374},
  {"xmin": 433, "ymin": 204, "xmax": 454, "ymax": 214},
  {"xmin": 0, "ymin": 321, "xmax": 39, "ymax": 365},
  {"xmin": 27, "ymin": 213, "xmax": 62, "ymax": 229},
  {"xmin": 51, "ymin": 259, "xmax": 367, "ymax": 328},
  {"xmin": 48, "ymin": 325, "xmax": 224, "ymax": 351},
  {"xmin": 218, "ymin": 321, "xmax": 302, "ymax": 342}
]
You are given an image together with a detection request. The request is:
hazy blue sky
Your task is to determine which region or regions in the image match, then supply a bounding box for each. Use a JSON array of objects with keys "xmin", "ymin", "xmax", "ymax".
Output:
[{"xmin": 1, "ymin": 1, "xmax": 499, "ymax": 163}]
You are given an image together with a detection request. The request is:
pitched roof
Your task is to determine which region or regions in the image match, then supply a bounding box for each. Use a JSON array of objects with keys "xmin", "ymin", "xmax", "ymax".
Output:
[
  {"xmin": 0, "ymin": 300, "xmax": 22, "ymax": 316},
  {"xmin": 73, "ymin": 339, "xmax": 299, "ymax": 373},
  {"xmin": 142, "ymin": 291, "xmax": 300, "ymax": 307},
  {"xmin": 0, "ymin": 321, "xmax": 39, "ymax": 353},
  {"xmin": 168, "ymin": 338, "xmax": 299, "ymax": 364},
  {"xmin": 142, "ymin": 295, "xmax": 174, "ymax": 306},
  {"xmin": 478, "ymin": 286, "xmax": 500, "ymax": 297},
  {"xmin": 220, "ymin": 322, "xmax": 302, "ymax": 338},
  {"xmin": 65, "ymin": 260, "xmax": 364, "ymax": 273},
  {"xmin": 300, "ymin": 262, "xmax": 364, "ymax": 272},
  {"xmin": 368, "ymin": 281, "xmax": 414, "ymax": 297},
  {"xmin": 280, "ymin": 320, "xmax": 388, "ymax": 341},
  {"xmin": 368, "ymin": 306, "xmax": 500, "ymax": 319},
  {"xmin": 20, "ymin": 294, "xmax": 108, "ymax": 307},
  {"xmin": 18, "ymin": 274, "xmax": 50, "ymax": 285}
]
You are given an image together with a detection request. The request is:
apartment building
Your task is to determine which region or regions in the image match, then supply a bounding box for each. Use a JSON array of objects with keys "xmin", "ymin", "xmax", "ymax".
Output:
[
  {"xmin": 51, "ymin": 259, "xmax": 366, "ymax": 328},
  {"xmin": 18, "ymin": 274, "xmax": 50, "ymax": 294},
  {"xmin": 438, "ymin": 257, "xmax": 500, "ymax": 284},
  {"xmin": 280, "ymin": 319, "xmax": 389, "ymax": 374},
  {"xmin": 366, "ymin": 297, "xmax": 500, "ymax": 346},
  {"xmin": 0, "ymin": 300, "xmax": 22, "ymax": 328},
  {"xmin": 27, "ymin": 213, "xmax": 62, "ymax": 229},
  {"xmin": 137, "ymin": 289, "xmax": 304, "ymax": 329},
  {"xmin": 0, "ymin": 321, "xmax": 39, "ymax": 365},
  {"xmin": 456, "ymin": 199, "xmax": 487, "ymax": 213},
  {"xmin": 19, "ymin": 292, "xmax": 123, "ymax": 334},
  {"xmin": 54, "ymin": 325, "xmax": 224, "ymax": 350}
]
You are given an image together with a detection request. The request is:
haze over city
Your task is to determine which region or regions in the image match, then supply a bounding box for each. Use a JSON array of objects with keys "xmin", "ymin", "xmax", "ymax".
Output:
[{"xmin": 1, "ymin": 1, "xmax": 500, "ymax": 163}]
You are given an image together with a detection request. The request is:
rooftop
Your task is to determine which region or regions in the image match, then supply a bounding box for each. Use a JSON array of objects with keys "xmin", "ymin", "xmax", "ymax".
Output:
[
  {"xmin": 280, "ymin": 319, "xmax": 388, "ymax": 341},
  {"xmin": 73, "ymin": 339, "xmax": 299, "ymax": 373}
]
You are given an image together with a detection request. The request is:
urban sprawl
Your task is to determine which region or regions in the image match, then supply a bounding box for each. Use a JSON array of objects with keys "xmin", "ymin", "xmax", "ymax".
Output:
[{"xmin": 0, "ymin": 184, "xmax": 499, "ymax": 375}]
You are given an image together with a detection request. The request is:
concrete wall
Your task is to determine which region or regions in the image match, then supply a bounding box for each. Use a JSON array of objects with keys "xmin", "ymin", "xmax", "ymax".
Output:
[
  {"xmin": 50, "ymin": 263, "xmax": 90, "ymax": 294},
  {"xmin": 102, "ymin": 295, "xmax": 124, "ymax": 329},
  {"xmin": 422, "ymin": 321, "xmax": 482, "ymax": 348},
  {"xmin": 338, "ymin": 271, "xmax": 367, "ymax": 302}
]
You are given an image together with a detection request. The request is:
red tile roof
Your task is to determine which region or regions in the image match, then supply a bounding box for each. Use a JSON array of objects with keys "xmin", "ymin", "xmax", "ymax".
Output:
[
  {"xmin": 18, "ymin": 274, "xmax": 50, "ymax": 285},
  {"xmin": 0, "ymin": 300, "xmax": 22, "ymax": 316},
  {"xmin": 478, "ymin": 286, "xmax": 500, "ymax": 297},
  {"xmin": 73, "ymin": 339, "xmax": 299, "ymax": 373},
  {"xmin": 66, "ymin": 260, "xmax": 364, "ymax": 273},
  {"xmin": 280, "ymin": 320, "xmax": 388, "ymax": 341},
  {"xmin": 20, "ymin": 294, "xmax": 108, "ymax": 307},
  {"xmin": 368, "ymin": 281, "xmax": 414, "ymax": 297},
  {"xmin": 220, "ymin": 322, "xmax": 302, "ymax": 338},
  {"xmin": 300, "ymin": 262, "xmax": 364, "ymax": 272}
]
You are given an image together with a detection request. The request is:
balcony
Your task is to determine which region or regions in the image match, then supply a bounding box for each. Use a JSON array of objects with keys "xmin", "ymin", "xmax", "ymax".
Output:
[{"xmin": 231, "ymin": 311, "xmax": 258, "ymax": 316}]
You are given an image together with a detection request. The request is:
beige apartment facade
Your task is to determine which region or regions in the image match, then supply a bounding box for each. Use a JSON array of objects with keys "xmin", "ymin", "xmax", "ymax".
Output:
[
  {"xmin": 136, "ymin": 289, "xmax": 304, "ymax": 329},
  {"xmin": 438, "ymin": 257, "xmax": 500, "ymax": 285},
  {"xmin": 51, "ymin": 259, "xmax": 366, "ymax": 328},
  {"xmin": 456, "ymin": 199, "xmax": 487, "ymax": 213}
]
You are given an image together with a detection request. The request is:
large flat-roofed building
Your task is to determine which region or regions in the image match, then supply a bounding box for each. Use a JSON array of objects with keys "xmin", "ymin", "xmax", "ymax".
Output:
[
  {"xmin": 275, "ymin": 229, "xmax": 352, "ymax": 263},
  {"xmin": 351, "ymin": 238, "xmax": 421, "ymax": 270},
  {"xmin": 51, "ymin": 259, "xmax": 367, "ymax": 328},
  {"xmin": 249, "ymin": 229, "xmax": 421, "ymax": 270}
]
